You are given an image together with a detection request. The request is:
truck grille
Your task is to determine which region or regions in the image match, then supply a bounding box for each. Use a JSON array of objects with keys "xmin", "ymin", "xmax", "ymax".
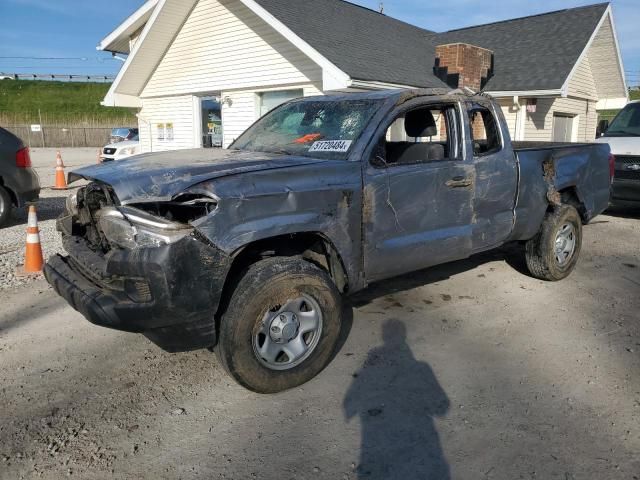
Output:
[{"xmin": 615, "ymin": 156, "xmax": 640, "ymax": 181}]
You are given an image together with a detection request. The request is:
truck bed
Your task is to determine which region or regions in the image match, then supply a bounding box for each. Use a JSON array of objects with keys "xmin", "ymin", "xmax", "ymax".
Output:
[
  {"xmin": 509, "ymin": 142, "xmax": 611, "ymax": 242},
  {"xmin": 512, "ymin": 141, "xmax": 594, "ymax": 151}
]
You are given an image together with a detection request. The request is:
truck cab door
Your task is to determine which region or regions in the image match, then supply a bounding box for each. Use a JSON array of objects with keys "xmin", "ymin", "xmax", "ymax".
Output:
[
  {"xmin": 363, "ymin": 100, "xmax": 475, "ymax": 283},
  {"xmin": 466, "ymin": 101, "xmax": 518, "ymax": 252}
]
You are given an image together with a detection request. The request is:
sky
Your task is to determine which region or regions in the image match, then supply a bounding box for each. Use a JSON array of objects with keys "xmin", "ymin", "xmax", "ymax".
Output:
[{"xmin": 0, "ymin": 0, "xmax": 638, "ymax": 86}]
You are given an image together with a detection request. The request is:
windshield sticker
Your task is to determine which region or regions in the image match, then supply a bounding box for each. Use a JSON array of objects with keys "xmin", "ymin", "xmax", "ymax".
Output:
[
  {"xmin": 309, "ymin": 140, "xmax": 352, "ymax": 153},
  {"xmin": 293, "ymin": 133, "xmax": 323, "ymax": 144}
]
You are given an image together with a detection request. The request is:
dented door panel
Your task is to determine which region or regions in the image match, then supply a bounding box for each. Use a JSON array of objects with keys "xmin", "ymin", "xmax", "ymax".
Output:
[{"xmin": 363, "ymin": 161, "xmax": 475, "ymax": 282}]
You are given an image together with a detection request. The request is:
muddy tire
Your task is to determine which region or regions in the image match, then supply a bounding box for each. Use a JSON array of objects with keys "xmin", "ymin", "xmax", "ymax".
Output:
[
  {"xmin": 525, "ymin": 205, "xmax": 582, "ymax": 281},
  {"xmin": 0, "ymin": 185, "xmax": 13, "ymax": 228},
  {"xmin": 216, "ymin": 257, "xmax": 342, "ymax": 394}
]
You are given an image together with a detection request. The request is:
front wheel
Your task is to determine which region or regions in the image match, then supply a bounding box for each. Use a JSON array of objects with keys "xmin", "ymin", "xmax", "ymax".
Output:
[
  {"xmin": 525, "ymin": 205, "xmax": 582, "ymax": 281},
  {"xmin": 216, "ymin": 257, "xmax": 342, "ymax": 393}
]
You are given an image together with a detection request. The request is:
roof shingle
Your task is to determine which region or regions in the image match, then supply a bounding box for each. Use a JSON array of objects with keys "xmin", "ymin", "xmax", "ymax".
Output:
[{"xmin": 255, "ymin": 0, "xmax": 609, "ymax": 91}]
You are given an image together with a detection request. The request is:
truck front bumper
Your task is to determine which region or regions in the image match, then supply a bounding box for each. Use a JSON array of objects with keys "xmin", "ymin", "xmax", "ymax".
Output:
[{"xmin": 44, "ymin": 233, "xmax": 232, "ymax": 352}]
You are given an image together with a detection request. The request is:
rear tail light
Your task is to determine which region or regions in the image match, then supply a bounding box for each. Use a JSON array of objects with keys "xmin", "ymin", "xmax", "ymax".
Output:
[
  {"xmin": 16, "ymin": 147, "xmax": 32, "ymax": 168},
  {"xmin": 609, "ymin": 153, "xmax": 615, "ymax": 182}
]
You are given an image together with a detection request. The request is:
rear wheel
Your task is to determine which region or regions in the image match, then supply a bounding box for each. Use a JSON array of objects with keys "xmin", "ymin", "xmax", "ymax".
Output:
[
  {"xmin": 0, "ymin": 185, "xmax": 13, "ymax": 228},
  {"xmin": 525, "ymin": 205, "xmax": 582, "ymax": 281},
  {"xmin": 216, "ymin": 257, "xmax": 342, "ymax": 393}
]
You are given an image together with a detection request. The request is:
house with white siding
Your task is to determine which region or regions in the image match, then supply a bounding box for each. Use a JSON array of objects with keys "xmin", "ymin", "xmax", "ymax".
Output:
[{"xmin": 98, "ymin": 0, "xmax": 628, "ymax": 152}]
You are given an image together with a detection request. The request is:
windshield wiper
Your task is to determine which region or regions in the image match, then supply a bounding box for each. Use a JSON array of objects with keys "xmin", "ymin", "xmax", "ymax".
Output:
[{"xmin": 271, "ymin": 148, "xmax": 293, "ymax": 156}]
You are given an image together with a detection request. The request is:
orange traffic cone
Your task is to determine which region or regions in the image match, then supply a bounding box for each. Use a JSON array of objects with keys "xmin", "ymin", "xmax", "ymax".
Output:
[
  {"xmin": 17, "ymin": 204, "xmax": 44, "ymax": 276},
  {"xmin": 53, "ymin": 151, "xmax": 68, "ymax": 190},
  {"xmin": 97, "ymin": 148, "xmax": 102, "ymax": 164}
]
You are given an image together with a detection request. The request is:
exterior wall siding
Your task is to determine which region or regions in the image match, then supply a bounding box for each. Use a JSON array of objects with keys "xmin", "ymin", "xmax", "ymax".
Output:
[
  {"xmin": 523, "ymin": 97, "xmax": 598, "ymax": 142},
  {"xmin": 138, "ymin": 95, "xmax": 196, "ymax": 152},
  {"xmin": 141, "ymin": 0, "xmax": 322, "ymax": 99},
  {"xmin": 567, "ymin": 55, "xmax": 598, "ymax": 99},
  {"xmin": 587, "ymin": 15, "xmax": 626, "ymax": 100},
  {"xmin": 498, "ymin": 99, "xmax": 519, "ymax": 139}
]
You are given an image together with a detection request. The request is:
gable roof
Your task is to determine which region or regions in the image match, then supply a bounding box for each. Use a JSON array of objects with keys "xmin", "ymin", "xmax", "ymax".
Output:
[
  {"xmin": 98, "ymin": 0, "xmax": 159, "ymax": 54},
  {"xmin": 99, "ymin": 0, "xmax": 620, "ymax": 101},
  {"xmin": 432, "ymin": 2, "xmax": 610, "ymax": 92},
  {"xmin": 251, "ymin": 0, "xmax": 610, "ymax": 91},
  {"xmin": 252, "ymin": 0, "xmax": 447, "ymax": 88}
]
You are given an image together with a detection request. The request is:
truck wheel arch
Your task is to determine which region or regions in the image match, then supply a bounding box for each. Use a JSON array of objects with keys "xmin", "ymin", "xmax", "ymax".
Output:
[
  {"xmin": 0, "ymin": 177, "xmax": 18, "ymax": 207},
  {"xmin": 215, "ymin": 232, "xmax": 349, "ymax": 319},
  {"xmin": 557, "ymin": 186, "xmax": 588, "ymax": 223}
]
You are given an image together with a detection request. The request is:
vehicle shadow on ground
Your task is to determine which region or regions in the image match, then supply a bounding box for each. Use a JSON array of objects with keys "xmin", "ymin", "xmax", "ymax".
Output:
[
  {"xmin": 6, "ymin": 195, "xmax": 66, "ymax": 227},
  {"xmin": 344, "ymin": 319, "xmax": 451, "ymax": 479},
  {"xmin": 0, "ymin": 290, "xmax": 67, "ymax": 334},
  {"xmin": 350, "ymin": 242, "xmax": 528, "ymax": 308},
  {"xmin": 605, "ymin": 205, "xmax": 640, "ymax": 220}
]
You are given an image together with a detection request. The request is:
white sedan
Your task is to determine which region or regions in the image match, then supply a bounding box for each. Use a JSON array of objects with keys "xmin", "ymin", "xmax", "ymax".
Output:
[{"xmin": 101, "ymin": 136, "xmax": 140, "ymax": 162}]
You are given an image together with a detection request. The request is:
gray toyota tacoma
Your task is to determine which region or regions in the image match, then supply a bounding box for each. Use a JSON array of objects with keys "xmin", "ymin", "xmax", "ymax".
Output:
[{"xmin": 45, "ymin": 89, "xmax": 613, "ymax": 393}]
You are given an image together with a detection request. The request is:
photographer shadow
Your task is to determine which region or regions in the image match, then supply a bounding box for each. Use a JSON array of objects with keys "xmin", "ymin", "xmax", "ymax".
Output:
[{"xmin": 344, "ymin": 319, "xmax": 451, "ymax": 479}]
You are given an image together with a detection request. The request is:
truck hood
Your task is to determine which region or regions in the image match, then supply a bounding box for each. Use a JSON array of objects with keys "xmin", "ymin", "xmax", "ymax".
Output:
[
  {"xmin": 70, "ymin": 148, "xmax": 327, "ymax": 205},
  {"xmin": 595, "ymin": 136, "xmax": 640, "ymax": 156}
]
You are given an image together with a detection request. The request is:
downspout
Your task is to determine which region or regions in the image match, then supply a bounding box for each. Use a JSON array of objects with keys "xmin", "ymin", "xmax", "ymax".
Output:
[{"xmin": 136, "ymin": 112, "xmax": 152, "ymax": 153}]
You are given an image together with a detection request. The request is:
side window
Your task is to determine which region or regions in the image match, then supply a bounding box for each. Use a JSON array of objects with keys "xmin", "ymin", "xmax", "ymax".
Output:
[
  {"xmin": 378, "ymin": 104, "xmax": 460, "ymax": 166},
  {"xmin": 468, "ymin": 105, "xmax": 501, "ymax": 156}
]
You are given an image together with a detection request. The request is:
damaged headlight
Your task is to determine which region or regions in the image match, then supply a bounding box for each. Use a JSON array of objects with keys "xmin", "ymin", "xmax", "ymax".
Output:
[
  {"xmin": 97, "ymin": 207, "xmax": 193, "ymax": 249},
  {"xmin": 65, "ymin": 192, "xmax": 79, "ymax": 217}
]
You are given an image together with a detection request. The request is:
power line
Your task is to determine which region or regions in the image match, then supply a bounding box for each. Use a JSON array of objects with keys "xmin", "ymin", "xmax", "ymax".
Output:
[
  {"xmin": 2, "ymin": 66, "xmax": 120, "ymax": 69},
  {"xmin": 0, "ymin": 56, "xmax": 117, "ymax": 61}
]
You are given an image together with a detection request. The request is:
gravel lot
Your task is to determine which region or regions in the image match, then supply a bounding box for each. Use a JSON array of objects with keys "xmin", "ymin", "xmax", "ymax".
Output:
[
  {"xmin": 0, "ymin": 160, "xmax": 639, "ymax": 480},
  {"xmin": 0, "ymin": 148, "xmax": 95, "ymax": 289}
]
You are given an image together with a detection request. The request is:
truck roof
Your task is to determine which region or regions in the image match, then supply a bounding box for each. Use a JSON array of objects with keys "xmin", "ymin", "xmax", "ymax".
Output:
[{"xmin": 298, "ymin": 88, "xmax": 485, "ymax": 105}]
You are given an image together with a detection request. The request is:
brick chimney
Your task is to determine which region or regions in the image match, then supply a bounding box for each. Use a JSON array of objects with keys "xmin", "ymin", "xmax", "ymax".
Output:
[{"xmin": 434, "ymin": 43, "xmax": 494, "ymax": 91}]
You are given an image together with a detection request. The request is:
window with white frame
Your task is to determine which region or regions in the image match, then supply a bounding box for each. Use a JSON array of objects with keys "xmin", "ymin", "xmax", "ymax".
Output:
[{"xmin": 155, "ymin": 123, "xmax": 174, "ymax": 142}]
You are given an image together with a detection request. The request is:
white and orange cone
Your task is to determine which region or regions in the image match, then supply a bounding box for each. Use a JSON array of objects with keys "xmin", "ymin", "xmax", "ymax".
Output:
[
  {"xmin": 17, "ymin": 204, "xmax": 44, "ymax": 276},
  {"xmin": 97, "ymin": 148, "xmax": 102, "ymax": 164},
  {"xmin": 53, "ymin": 151, "xmax": 68, "ymax": 190}
]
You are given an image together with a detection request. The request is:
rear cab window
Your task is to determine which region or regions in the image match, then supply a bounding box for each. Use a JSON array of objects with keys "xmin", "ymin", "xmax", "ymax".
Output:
[{"xmin": 467, "ymin": 103, "xmax": 502, "ymax": 156}]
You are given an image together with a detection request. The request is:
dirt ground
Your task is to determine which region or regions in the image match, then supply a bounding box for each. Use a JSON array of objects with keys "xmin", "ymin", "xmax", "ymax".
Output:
[{"xmin": 1, "ymin": 189, "xmax": 639, "ymax": 478}]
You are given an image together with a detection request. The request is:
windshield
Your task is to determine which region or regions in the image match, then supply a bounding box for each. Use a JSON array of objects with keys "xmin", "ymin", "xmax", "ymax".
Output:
[
  {"xmin": 604, "ymin": 103, "xmax": 640, "ymax": 137},
  {"xmin": 112, "ymin": 128, "xmax": 130, "ymax": 137},
  {"xmin": 231, "ymin": 99, "xmax": 383, "ymax": 159}
]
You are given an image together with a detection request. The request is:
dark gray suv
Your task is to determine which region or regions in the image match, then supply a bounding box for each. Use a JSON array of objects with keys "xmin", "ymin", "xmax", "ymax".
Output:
[{"xmin": 0, "ymin": 128, "xmax": 40, "ymax": 227}]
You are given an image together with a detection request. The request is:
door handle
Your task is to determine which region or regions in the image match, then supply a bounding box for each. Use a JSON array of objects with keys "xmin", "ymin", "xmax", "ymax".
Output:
[{"xmin": 446, "ymin": 177, "xmax": 473, "ymax": 188}]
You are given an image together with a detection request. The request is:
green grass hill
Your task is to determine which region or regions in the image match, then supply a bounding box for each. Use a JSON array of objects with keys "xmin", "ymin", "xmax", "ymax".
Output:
[{"xmin": 0, "ymin": 79, "xmax": 137, "ymax": 126}]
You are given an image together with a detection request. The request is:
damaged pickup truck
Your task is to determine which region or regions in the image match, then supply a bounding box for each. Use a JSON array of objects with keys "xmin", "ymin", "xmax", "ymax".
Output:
[{"xmin": 45, "ymin": 89, "xmax": 613, "ymax": 393}]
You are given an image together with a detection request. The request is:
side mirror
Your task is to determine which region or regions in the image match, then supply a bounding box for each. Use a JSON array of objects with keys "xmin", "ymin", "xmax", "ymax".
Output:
[{"xmin": 596, "ymin": 119, "xmax": 609, "ymax": 138}]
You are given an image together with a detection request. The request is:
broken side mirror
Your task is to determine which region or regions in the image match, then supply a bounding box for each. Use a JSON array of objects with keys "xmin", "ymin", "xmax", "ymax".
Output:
[{"xmin": 596, "ymin": 119, "xmax": 609, "ymax": 138}]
